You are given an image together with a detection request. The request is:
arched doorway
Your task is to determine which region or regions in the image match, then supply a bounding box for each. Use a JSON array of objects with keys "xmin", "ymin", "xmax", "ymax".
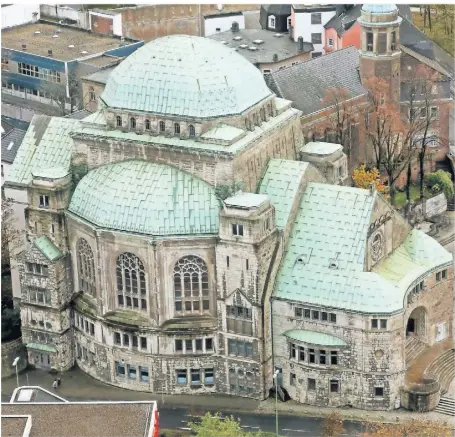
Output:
[{"xmin": 406, "ymin": 306, "xmax": 428, "ymax": 340}]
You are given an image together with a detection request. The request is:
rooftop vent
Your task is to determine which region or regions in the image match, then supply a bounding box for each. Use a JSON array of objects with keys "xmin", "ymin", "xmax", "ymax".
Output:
[
  {"xmin": 273, "ymin": 53, "xmax": 278, "ymax": 62},
  {"xmin": 220, "ymin": 41, "xmax": 228, "ymax": 45},
  {"xmin": 81, "ymin": 51, "xmax": 88, "ymax": 55},
  {"xmin": 231, "ymin": 21, "xmax": 240, "ymax": 32},
  {"xmin": 296, "ymin": 255, "xmax": 307, "ymax": 265},
  {"xmin": 53, "ymin": 34, "xmax": 59, "ymax": 38},
  {"xmin": 253, "ymin": 39, "xmax": 264, "ymax": 45},
  {"xmin": 21, "ymin": 43, "xmax": 27, "ymax": 51},
  {"xmin": 233, "ymin": 36, "xmax": 242, "ymax": 41},
  {"xmin": 274, "ymin": 33, "xmax": 283, "ymax": 38},
  {"xmin": 34, "ymin": 31, "xmax": 40, "ymax": 35},
  {"xmin": 48, "ymin": 49, "xmax": 53, "ymax": 57},
  {"xmin": 238, "ymin": 44, "xmax": 248, "ymax": 49},
  {"xmin": 68, "ymin": 45, "xmax": 74, "ymax": 49},
  {"xmin": 248, "ymin": 46, "xmax": 258, "ymax": 51},
  {"xmin": 328, "ymin": 259, "xmax": 339, "ymax": 269}
]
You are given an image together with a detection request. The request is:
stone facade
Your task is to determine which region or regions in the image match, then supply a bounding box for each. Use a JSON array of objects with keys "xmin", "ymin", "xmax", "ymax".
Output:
[{"xmin": 1, "ymin": 337, "xmax": 27, "ymax": 378}]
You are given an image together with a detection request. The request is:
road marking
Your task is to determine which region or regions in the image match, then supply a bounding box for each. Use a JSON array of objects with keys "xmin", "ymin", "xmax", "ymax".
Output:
[
  {"xmin": 282, "ymin": 429, "xmax": 310, "ymax": 433},
  {"xmin": 241, "ymin": 426, "xmax": 260, "ymax": 429},
  {"xmin": 177, "ymin": 427, "xmax": 192, "ymax": 431}
]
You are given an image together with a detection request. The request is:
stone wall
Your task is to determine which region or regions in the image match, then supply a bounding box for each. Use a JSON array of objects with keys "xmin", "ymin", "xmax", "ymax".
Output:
[
  {"xmin": 1, "ymin": 337, "xmax": 27, "ymax": 378},
  {"xmin": 400, "ymin": 379, "xmax": 440, "ymax": 412}
]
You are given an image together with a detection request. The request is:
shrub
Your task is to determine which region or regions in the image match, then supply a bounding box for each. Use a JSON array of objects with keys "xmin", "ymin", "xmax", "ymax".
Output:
[{"xmin": 424, "ymin": 170, "xmax": 454, "ymax": 200}]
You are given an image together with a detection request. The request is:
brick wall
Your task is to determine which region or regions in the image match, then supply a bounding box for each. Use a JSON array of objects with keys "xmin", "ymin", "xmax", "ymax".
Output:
[{"xmin": 91, "ymin": 14, "xmax": 113, "ymax": 35}]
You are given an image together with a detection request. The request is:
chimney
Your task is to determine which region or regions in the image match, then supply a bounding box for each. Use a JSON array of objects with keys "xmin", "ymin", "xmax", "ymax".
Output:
[
  {"xmin": 297, "ymin": 36, "xmax": 304, "ymax": 52},
  {"xmin": 231, "ymin": 21, "xmax": 239, "ymax": 32},
  {"xmin": 48, "ymin": 49, "xmax": 53, "ymax": 57},
  {"xmin": 273, "ymin": 53, "xmax": 278, "ymax": 62},
  {"xmin": 22, "ymin": 43, "xmax": 27, "ymax": 51}
]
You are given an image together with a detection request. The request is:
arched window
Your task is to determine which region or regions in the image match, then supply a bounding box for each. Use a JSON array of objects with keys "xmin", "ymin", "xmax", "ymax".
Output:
[
  {"xmin": 174, "ymin": 123, "xmax": 180, "ymax": 135},
  {"xmin": 116, "ymin": 252, "xmax": 147, "ymax": 310},
  {"xmin": 268, "ymin": 104, "xmax": 273, "ymax": 117},
  {"xmin": 89, "ymin": 87, "xmax": 96, "ymax": 102},
  {"xmin": 253, "ymin": 113, "xmax": 258, "ymax": 126},
  {"xmin": 116, "ymin": 116, "xmax": 122, "ymax": 127},
  {"xmin": 159, "ymin": 121, "xmax": 165, "ymax": 132},
  {"xmin": 173, "ymin": 256, "xmax": 209, "ymax": 314},
  {"xmin": 145, "ymin": 119, "xmax": 151, "ymax": 130},
  {"xmin": 188, "ymin": 124, "xmax": 195, "ymax": 137},
  {"xmin": 130, "ymin": 117, "xmax": 136, "ymax": 129},
  {"xmin": 77, "ymin": 238, "xmax": 96, "ymax": 296}
]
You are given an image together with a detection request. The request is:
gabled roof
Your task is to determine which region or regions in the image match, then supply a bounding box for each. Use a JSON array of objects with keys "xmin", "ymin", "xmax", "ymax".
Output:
[
  {"xmin": 259, "ymin": 159, "xmax": 310, "ymax": 230},
  {"xmin": 1, "ymin": 128, "xmax": 26, "ymax": 164},
  {"xmin": 34, "ymin": 236, "xmax": 63, "ymax": 261},
  {"xmin": 400, "ymin": 18, "xmax": 454, "ymax": 78},
  {"xmin": 266, "ymin": 46, "xmax": 367, "ymax": 117},
  {"xmin": 7, "ymin": 116, "xmax": 79, "ymax": 186},
  {"xmin": 65, "ymin": 110, "xmax": 92, "ymax": 120}
]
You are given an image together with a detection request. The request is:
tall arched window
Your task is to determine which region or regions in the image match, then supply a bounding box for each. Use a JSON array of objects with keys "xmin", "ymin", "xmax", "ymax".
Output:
[
  {"xmin": 159, "ymin": 121, "xmax": 165, "ymax": 132},
  {"xmin": 174, "ymin": 123, "xmax": 180, "ymax": 135},
  {"xmin": 116, "ymin": 252, "xmax": 147, "ymax": 310},
  {"xmin": 145, "ymin": 119, "xmax": 151, "ymax": 130},
  {"xmin": 77, "ymin": 238, "xmax": 96, "ymax": 296},
  {"xmin": 188, "ymin": 124, "xmax": 195, "ymax": 137},
  {"xmin": 260, "ymin": 107, "xmax": 266, "ymax": 121},
  {"xmin": 130, "ymin": 117, "xmax": 136, "ymax": 129},
  {"xmin": 173, "ymin": 256, "xmax": 209, "ymax": 314},
  {"xmin": 116, "ymin": 116, "xmax": 122, "ymax": 127}
]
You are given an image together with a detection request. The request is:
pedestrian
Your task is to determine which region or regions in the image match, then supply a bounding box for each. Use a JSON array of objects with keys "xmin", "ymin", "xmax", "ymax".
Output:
[
  {"xmin": 52, "ymin": 379, "xmax": 58, "ymax": 390},
  {"xmin": 57, "ymin": 377, "xmax": 61, "ymax": 387}
]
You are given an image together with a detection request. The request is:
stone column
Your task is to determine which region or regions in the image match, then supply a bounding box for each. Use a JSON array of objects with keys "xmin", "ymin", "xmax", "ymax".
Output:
[
  {"xmin": 386, "ymin": 30, "xmax": 392, "ymax": 55},
  {"xmin": 373, "ymin": 29, "xmax": 379, "ymax": 55}
]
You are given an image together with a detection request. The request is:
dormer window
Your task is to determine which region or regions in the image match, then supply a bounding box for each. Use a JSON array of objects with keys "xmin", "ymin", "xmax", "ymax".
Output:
[
  {"xmin": 232, "ymin": 224, "xmax": 244, "ymax": 236},
  {"xmin": 145, "ymin": 119, "xmax": 151, "ymax": 130},
  {"xmin": 174, "ymin": 123, "xmax": 180, "ymax": 135},
  {"xmin": 116, "ymin": 116, "xmax": 122, "ymax": 127},
  {"xmin": 130, "ymin": 117, "xmax": 136, "ymax": 129},
  {"xmin": 189, "ymin": 124, "xmax": 195, "ymax": 137},
  {"xmin": 159, "ymin": 121, "xmax": 165, "ymax": 132}
]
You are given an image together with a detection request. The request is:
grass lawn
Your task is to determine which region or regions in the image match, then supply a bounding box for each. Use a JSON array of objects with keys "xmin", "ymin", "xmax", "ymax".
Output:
[
  {"xmin": 392, "ymin": 184, "xmax": 432, "ymax": 208},
  {"xmin": 412, "ymin": 10, "xmax": 454, "ymax": 56}
]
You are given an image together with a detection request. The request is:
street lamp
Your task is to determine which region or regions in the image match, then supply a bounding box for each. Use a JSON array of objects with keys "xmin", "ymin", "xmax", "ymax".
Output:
[
  {"xmin": 273, "ymin": 369, "xmax": 280, "ymax": 437},
  {"xmin": 12, "ymin": 357, "xmax": 20, "ymax": 388}
]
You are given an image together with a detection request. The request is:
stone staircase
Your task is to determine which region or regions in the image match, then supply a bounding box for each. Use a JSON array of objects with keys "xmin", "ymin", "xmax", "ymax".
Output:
[
  {"xmin": 405, "ymin": 337, "xmax": 427, "ymax": 368},
  {"xmin": 424, "ymin": 349, "xmax": 455, "ymax": 394},
  {"xmin": 435, "ymin": 397, "xmax": 455, "ymax": 416}
]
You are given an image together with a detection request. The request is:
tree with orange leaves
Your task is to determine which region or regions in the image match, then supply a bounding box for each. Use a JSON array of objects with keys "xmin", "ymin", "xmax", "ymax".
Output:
[
  {"xmin": 363, "ymin": 77, "xmax": 416, "ymax": 202},
  {"xmin": 360, "ymin": 418, "xmax": 452, "ymax": 437},
  {"xmin": 352, "ymin": 165, "xmax": 385, "ymax": 192}
]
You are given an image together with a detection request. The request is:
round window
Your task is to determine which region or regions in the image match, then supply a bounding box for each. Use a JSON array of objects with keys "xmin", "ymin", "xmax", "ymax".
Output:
[{"xmin": 375, "ymin": 350, "xmax": 384, "ymax": 359}]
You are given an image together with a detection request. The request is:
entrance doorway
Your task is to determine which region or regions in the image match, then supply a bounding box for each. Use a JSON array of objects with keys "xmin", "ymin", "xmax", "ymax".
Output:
[
  {"xmin": 30, "ymin": 351, "xmax": 51, "ymax": 369},
  {"xmin": 406, "ymin": 306, "xmax": 428, "ymax": 339},
  {"xmin": 406, "ymin": 318, "xmax": 415, "ymax": 335}
]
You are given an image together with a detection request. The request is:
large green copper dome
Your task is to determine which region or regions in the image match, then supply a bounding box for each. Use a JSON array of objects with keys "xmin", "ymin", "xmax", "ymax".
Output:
[
  {"xmin": 100, "ymin": 35, "xmax": 273, "ymax": 118},
  {"xmin": 68, "ymin": 161, "xmax": 221, "ymax": 236}
]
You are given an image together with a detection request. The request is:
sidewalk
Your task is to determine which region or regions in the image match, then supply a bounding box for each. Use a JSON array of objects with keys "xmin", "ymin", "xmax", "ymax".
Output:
[{"xmin": 1, "ymin": 367, "xmax": 452, "ymax": 426}]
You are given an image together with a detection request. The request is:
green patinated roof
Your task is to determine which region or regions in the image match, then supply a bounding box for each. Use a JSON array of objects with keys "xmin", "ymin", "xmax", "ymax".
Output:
[
  {"xmin": 34, "ymin": 236, "xmax": 63, "ymax": 261},
  {"xmin": 72, "ymin": 108, "xmax": 300, "ymax": 156},
  {"xmin": 101, "ymin": 35, "xmax": 273, "ymax": 118},
  {"xmin": 224, "ymin": 192, "xmax": 269, "ymax": 209},
  {"xmin": 373, "ymin": 229, "xmax": 453, "ymax": 291},
  {"xmin": 8, "ymin": 116, "xmax": 79, "ymax": 185},
  {"xmin": 259, "ymin": 159, "xmax": 310, "ymax": 230},
  {"xmin": 200, "ymin": 124, "xmax": 244, "ymax": 142},
  {"xmin": 284, "ymin": 329, "xmax": 347, "ymax": 347},
  {"xmin": 31, "ymin": 166, "xmax": 69, "ymax": 180},
  {"xmin": 104, "ymin": 309, "xmax": 151, "ymax": 328},
  {"xmin": 300, "ymin": 142, "xmax": 342, "ymax": 156},
  {"xmin": 68, "ymin": 160, "xmax": 221, "ymax": 236},
  {"xmin": 274, "ymin": 183, "xmax": 395, "ymax": 313},
  {"xmin": 26, "ymin": 343, "xmax": 57, "ymax": 353}
]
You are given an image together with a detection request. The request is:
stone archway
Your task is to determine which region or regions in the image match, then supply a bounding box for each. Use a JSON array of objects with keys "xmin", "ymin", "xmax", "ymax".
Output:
[{"xmin": 406, "ymin": 306, "xmax": 428, "ymax": 339}]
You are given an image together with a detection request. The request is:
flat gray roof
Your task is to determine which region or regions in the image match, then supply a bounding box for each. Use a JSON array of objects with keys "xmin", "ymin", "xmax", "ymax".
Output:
[
  {"xmin": 209, "ymin": 29, "xmax": 313, "ymax": 65},
  {"xmin": 82, "ymin": 65, "xmax": 116, "ymax": 84},
  {"xmin": 1, "ymin": 402, "xmax": 155, "ymax": 437},
  {"xmin": 2, "ymin": 22, "xmax": 136, "ymax": 61}
]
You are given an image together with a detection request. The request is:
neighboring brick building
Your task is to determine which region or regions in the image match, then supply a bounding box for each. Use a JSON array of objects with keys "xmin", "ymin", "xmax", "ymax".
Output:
[{"xmin": 267, "ymin": 4, "xmax": 454, "ymax": 183}]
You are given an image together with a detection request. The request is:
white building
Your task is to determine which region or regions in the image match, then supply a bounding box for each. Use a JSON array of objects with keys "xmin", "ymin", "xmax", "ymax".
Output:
[
  {"xmin": 204, "ymin": 11, "xmax": 245, "ymax": 37},
  {"xmin": 1, "ymin": 4, "xmax": 39, "ymax": 29},
  {"xmin": 291, "ymin": 5, "xmax": 337, "ymax": 57}
]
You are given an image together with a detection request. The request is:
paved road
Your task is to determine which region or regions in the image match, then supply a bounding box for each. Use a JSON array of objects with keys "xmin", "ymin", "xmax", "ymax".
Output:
[{"xmin": 159, "ymin": 406, "xmax": 365, "ymax": 436}]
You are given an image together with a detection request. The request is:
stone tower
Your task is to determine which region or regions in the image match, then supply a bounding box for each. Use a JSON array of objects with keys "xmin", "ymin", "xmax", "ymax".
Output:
[{"xmin": 358, "ymin": 4, "xmax": 402, "ymax": 105}]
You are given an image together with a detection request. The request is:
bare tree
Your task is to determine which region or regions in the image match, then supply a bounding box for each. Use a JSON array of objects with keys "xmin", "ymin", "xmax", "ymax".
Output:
[
  {"xmin": 40, "ymin": 69, "xmax": 80, "ymax": 116},
  {"xmin": 1, "ymin": 194, "xmax": 23, "ymax": 274}
]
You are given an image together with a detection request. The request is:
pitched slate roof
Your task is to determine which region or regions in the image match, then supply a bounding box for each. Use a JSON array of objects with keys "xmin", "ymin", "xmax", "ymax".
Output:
[
  {"xmin": 400, "ymin": 18, "xmax": 454, "ymax": 78},
  {"xmin": 68, "ymin": 160, "xmax": 221, "ymax": 236},
  {"xmin": 266, "ymin": 46, "xmax": 367, "ymax": 117},
  {"xmin": 65, "ymin": 109, "xmax": 92, "ymax": 120},
  {"xmin": 7, "ymin": 116, "xmax": 79, "ymax": 186},
  {"xmin": 1, "ymin": 118, "xmax": 13, "ymax": 138},
  {"xmin": 1, "ymin": 128, "xmax": 26, "ymax": 164}
]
